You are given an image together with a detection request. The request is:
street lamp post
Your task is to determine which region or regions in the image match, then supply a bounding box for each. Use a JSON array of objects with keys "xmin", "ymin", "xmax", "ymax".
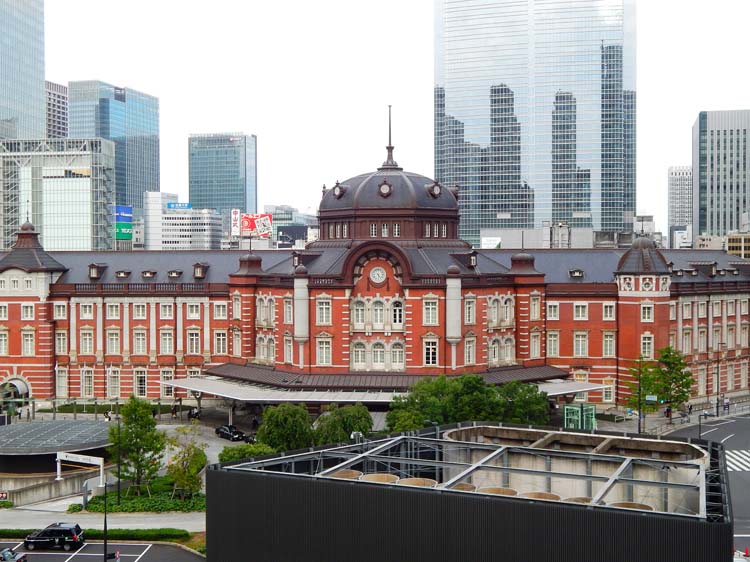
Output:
[
  {"xmin": 636, "ymin": 356, "xmax": 644, "ymax": 435},
  {"xmin": 116, "ymin": 414, "xmax": 121, "ymax": 505},
  {"xmin": 715, "ymin": 343, "xmax": 727, "ymax": 417},
  {"xmin": 102, "ymin": 478, "xmax": 108, "ymax": 562}
]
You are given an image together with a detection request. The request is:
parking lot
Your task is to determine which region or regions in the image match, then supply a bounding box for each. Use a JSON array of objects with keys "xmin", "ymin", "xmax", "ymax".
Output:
[{"xmin": 0, "ymin": 541, "xmax": 203, "ymax": 561}]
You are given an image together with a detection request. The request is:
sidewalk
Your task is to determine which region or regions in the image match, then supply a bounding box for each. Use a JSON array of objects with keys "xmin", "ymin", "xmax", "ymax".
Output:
[{"xmin": 0, "ymin": 501, "xmax": 206, "ymax": 531}]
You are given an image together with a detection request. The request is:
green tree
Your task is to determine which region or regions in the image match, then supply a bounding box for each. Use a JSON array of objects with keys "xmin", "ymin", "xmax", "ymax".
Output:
[
  {"xmin": 652, "ymin": 347, "xmax": 693, "ymax": 416},
  {"xmin": 218, "ymin": 443, "xmax": 276, "ymax": 463},
  {"xmin": 314, "ymin": 403, "xmax": 373, "ymax": 445},
  {"xmin": 495, "ymin": 380, "xmax": 550, "ymax": 425},
  {"xmin": 166, "ymin": 422, "xmax": 207, "ymax": 499},
  {"xmin": 386, "ymin": 375, "xmax": 549, "ymax": 431},
  {"xmin": 256, "ymin": 403, "xmax": 314, "ymax": 451},
  {"xmin": 109, "ymin": 396, "xmax": 166, "ymax": 495},
  {"xmin": 625, "ymin": 357, "xmax": 661, "ymax": 414}
]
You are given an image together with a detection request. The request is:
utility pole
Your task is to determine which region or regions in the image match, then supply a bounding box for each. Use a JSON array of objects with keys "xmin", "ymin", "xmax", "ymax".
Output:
[
  {"xmin": 103, "ymin": 478, "xmax": 108, "ymax": 562},
  {"xmin": 117, "ymin": 414, "xmax": 121, "ymax": 505}
]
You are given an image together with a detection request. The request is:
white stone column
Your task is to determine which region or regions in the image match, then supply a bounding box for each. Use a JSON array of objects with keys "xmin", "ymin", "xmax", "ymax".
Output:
[
  {"xmin": 149, "ymin": 302, "xmax": 157, "ymax": 360},
  {"xmin": 294, "ymin": 277, "xmax": 309, "ymax": 369},
  {"xmin": 203, "ymin": 301, "xmax": 211, "ymax": 360},
  {"xmin": 176, "ymin": 300, "xmax": 184, "ymax": 360},
  {"xmin": 96, "ymin": 299, "xmax": 103, "ymax": 361}
]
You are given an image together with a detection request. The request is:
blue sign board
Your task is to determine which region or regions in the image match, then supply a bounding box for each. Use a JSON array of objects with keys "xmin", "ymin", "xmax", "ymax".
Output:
[{"xmin": 167, "ymin": 202, "xmax": 192, "ymax": 210}]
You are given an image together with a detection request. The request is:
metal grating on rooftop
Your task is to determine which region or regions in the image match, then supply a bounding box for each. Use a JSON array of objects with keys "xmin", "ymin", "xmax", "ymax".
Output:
[{"xmin": 0, "ymin": 420, "xmax": 110, "ymax": 455}]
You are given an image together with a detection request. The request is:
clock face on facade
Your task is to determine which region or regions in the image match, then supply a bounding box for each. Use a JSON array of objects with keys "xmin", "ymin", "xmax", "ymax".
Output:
[
  {"xmin": 369, "ymin": 266, "xmax": 387, "ymax": 284},
  {"xmin": 333, "ymin": 185, "xmax": 342, "ymax": 198},
  {"xmin": 379, "ymin": 182, "xmax": 391, "ymax": 197}
]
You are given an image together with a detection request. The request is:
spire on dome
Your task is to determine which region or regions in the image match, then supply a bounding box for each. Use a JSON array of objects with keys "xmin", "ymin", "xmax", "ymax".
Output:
[{"xmin": 380, "ymin": 105, "xmax": 401, "ymax": 170}]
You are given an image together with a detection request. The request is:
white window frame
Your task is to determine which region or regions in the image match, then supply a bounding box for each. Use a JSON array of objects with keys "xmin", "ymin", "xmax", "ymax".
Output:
[
  {"xmin": 602, "ymin": 378, "xmax": 614, "ymax": 403},
  {"xmin": 214, "ymin": 331, "xmax": 228, "ymax": 355},
  {"xmin": 641, "ymin": 303, "xmax": 654, "ymax": 322},
  {"xmin": 603, "ymin": 303, "xmax": 616, "ymax": 321},
  {"xmin": 107, "ymin": 368, "xmax": 120, "ymax": 399},
  {"xmin": 393, "ymin": 223, "xmax": 401, "ymax": 237},
  {"xmin": 573, "ymin": 332, "xmax": 588, "ymax": 357},
  {"xmin": 56, "ymin": 367, "xmax": 68, "ymax": 398},
  {"xmin": 353, "ymin": 301, "xmax": 365, "ymax": 327},
  {"xmin": 161, "ymin": 368, "xmax": 174, "ymax": 398},
  {"xmin": 641, "ymin": 333, "xmax": 654, "ymax": 359},
  {"xmin": 530, "ymin": 297, "xmax": 540, "ymax": 321},
  {"xmin": 53, "ymin": 303, "xmax": 67, "ymax": 320},
  {"xmin": 233, "ymin": 330, "xmax": 242, "ymax": 357},
  {"xmin": 392, "ymin": 301, "xmax": 404, "ymax": 326},
  {"xmin": 372, "ymin": 342, "xmax": 385, "ymax": 369},
  {"xmin": 698, "ymin": 329, "xmax": 707, "ymax": 353},
  {"xmin": 80, "ymin": 303, "xmax": 94, "ymax": 319},
  {"xmin": 160, "ymin": 303, "xmax": 173, "ymax": 320},
  {"xmin": 214, "ymin": 303, "xmax": 228, "ymax": 320},
  {"xmin": 106, "ymin": 303, "xmax": 120, "ymax": 319},
  {"xmin": 423, "ymin": 300, "xmax": 438, "ymax": 326},
  {"xmin": 0, "ymin": 332, "xmax": 8, "ymax": 355},
  {"xmin": 187, "ymin": 330, "xmax": 201, "ymax": 355},
  {"xmin": 713, "ymin": 301, "xmax": 722, "ymax": 316},
  {"xmin": 423, "ymin": 340, "xmax": 438, "ymax": 366},
  {"xmin": 669, "ymin": 302, "xmax": 676, "ymax": 320},
  {"xmin": 698, "ymin": 302, "xmax": 707, "ymax": 318},
  {"xmin": 391, "ymin": 343, "xmax": 405, "ymax": 369},
  {"xmin": 106, "ymin": 331, "xmax": 121, "ymax": 355},
  {"xmin": 133, "ymin": 330, "xmax": 147, "ymax": 355},
  {"xmin": 372, "ymin": 301, "xmax": 385, "ymax": 328},
  {"xmin": 284, "ymin": 336, "xmax": 293, "ymax": 363},
  {"xmin": 187, "ymin": 303, "xmax": 201, "ymax": 320},
  {"xmin": 464, "ymin": 337, "xmax": 476, "ymax": 365},
  {"xmin": 728, "ymin": 300, "xmax": 736, "ymax": 316},
  {"xmin": 0, "ymin": 305, "xmax": 7, "ymax": 321},
  {"xmin": 21, "ymin": 304, "xmax": 34, "ymax": 320},
  {"xmin": 21, "ymin": 331, "xmax": 34, "ymax": 356},
  {"xmin": 547, "ymin": 331, "xmax": 559, "ymax": 358},
  {"xmin": 132, "ymin": 304, "xmax": 147, "ymax": 320},
  {"xmin": 55, "ymin": 331, "xmax": 68, "ymax": 354},
  {"xmin": 682, "ymin": 302, "xmax": 692, "ymax": 319},
  {"xmin": 573, "ymin": 303, "xmax": 588, "ymax": 320},
  {"xmin": 743, "ymin": 300, "xmax": 749, "ymax": 315},
  {"xmin": 546, "ymin": 302, "xmax": 559, "ymax": 321},
  {"xmin": 81, "ymin": 368, "xmax": 94, "ymax": 398},
  {"xmin": 602, "ymin": 332, "xmax": 616, "ymax": 358},
  {"xmin": 530, "ymin": 332, "xmax": 541, "ymax": 358},
  {"xmin": 370, "ymin": 223, "xmax": 377, "ymax": 237},
  {"xmin": 464, "ymin": 299, "xmax": 476, "ymax": 325},
  {"xmin": 316, "ymin": 299, "xmax": 332, "ymax": 325},
  {"xmin": 728, "ymin": 326, "xmax": 736, "ymax": 349},
  {"xmin": 80, "ymin": 330, "xmax": 94, "ymax": 354},
  {"xmin": 160, "ymin": 330, "xmax": 174, "ymax": 355},
  {"xmin": 316, "ymin": 339, "xmax": 332, "ymax": 366},
  {"xmin": 284, "ymin": 299, "xmax": 293, "ymax": 324},
  {"xmin": 134, "ymin": 369, "xmax": 148, "ymax": 398}
]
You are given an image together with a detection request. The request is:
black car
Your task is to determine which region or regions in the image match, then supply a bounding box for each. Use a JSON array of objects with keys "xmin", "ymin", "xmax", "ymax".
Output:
[
  {"xmin": 24, "ymin": 522, "xmax": 85, "ymax": 551},
  {"xmin": 215, "ymin": 424, "xmax": 245, "ymax": 441}
]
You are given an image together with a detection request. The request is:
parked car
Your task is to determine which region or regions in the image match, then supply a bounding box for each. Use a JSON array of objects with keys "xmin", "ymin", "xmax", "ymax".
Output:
[
  {"xmin": 244, "ymin": 432, "xmax": 257, "ymax": 444},
  {"xmin": 24, "ymin": 522, "xmax": 84, "ymax": 551},
  {"xmin": 0, "ymin": 547, "xmax": 27, "ymax": 561},
  {"xmin": 215, "ymin": 424, "xmax": 245, "ymax": 441}
]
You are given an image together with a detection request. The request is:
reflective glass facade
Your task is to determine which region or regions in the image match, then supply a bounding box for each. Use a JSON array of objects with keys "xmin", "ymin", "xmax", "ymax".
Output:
[
  {"xmin": 0, "ymin": 0, "xmax": 45, "ymax": 139},
  {"xmin": 435, "ymin": 0, "xmax": 636, "ymax": 246},
  {"xmin": 188, "ymin": 133, "xmax": 258, "ymax": 226},
  {"xmin": 0, "ymin": 139, "xmax": 115, "ymax": 250},
  {"xmin": 693, "ymin": 110, "xmax": 750, "ymax": 238},
  {"xmin": 68, "ymin": 81, "xmax": 159, "ymax": 213}
]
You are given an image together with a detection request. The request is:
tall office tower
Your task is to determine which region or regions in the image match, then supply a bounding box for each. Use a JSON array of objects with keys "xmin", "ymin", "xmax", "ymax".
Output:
[
  {"xmin": 693, "ymin": 110, "xmax": 750, "ymax": 240},
  {"xmin": 0, "ymin": 0, "xmax": 45, "ymax": 139},
  {"xmin": 668, "ymin": 166, "xmax": 692, "ymax": 246},
  {"xmin": 68, "ymin": 81, "xmax": 159, "ymax": 213},
  {"xmin": 45, "ymin": 81, "xmax": 68, "ymax": 138},
  {"xmin": 188, "ymin": 133, "xmax": 258, "ymax": 229},
  {"xmin": 435, "ymin": 0, "xmax": 636, "ymax": 247},
  {"xmin": 0, "ymin": 139, "xmax": 115, "ymax": 250}
]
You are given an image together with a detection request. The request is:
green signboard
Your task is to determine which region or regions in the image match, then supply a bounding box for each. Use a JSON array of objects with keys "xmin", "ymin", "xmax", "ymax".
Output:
[{"xmin": 114, "ymin": 222, "xmax": 133, "ymax": 240}]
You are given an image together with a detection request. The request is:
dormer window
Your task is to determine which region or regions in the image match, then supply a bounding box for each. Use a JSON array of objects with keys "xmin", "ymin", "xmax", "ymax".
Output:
[
  {"xmin": 194, "ymin": 263, "xmax": 209, "ymax": 280},
  {"xmin": 141, "ymin": 270, "xmax": 156, "ymax": 279},
  {"xmin": 115, "ymin": 270, "xmax": 130, "ymax": 279},
  {"xmin": 569, "ymin": 269, "xmax": 584, "ymax": 279},
  {"xmin": 292, "ymin": 253, "xmax": 300, "ymax": 267},
  {"xmin": 469, "ymin": 252, "xmax": 477, "ymax": 268},
  {"xmin": 168, "ymin": 270, "xmax": 182, "ymax": 279},
  {"xmin": 88, "ymin": 263, "xmax": 106, "ymax": 280}
]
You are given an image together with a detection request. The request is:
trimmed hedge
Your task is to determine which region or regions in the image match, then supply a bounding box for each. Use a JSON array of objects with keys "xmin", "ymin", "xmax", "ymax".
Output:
[
  {"xmin": 81, "ymin": 491, "xmax": 205, "ymax": 513},
  {"xmin": 0, "ymin": 528, "xmax": 189, "ymax": 541},
  {"xmin": 0, "ymin": 500, "xmax": 13, "ymax": 509}
]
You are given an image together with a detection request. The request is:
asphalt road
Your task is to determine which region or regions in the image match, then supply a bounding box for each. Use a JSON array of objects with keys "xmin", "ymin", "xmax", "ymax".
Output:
[
  {"xmin": 669, "ymin": 414, "xmax": 750, "ymax": 553},
  {"xmin": 0, "ymin": 540, "xmax": 203, "ymax": 561}
]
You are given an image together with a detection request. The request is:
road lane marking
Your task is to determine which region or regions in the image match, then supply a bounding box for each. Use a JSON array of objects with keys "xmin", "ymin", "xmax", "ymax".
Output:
[
  {"xmin": 726, "ymin": 450, "xmax": 750, "ymax": 471},
  {"xmin": 722, "ymin": 434, "xmax": 736, "ymax": 444},
  {"xmin": 134, "ymin": 543, "xmax": 152, "ymax": 562},
  {"xmin": 65, "ymin": 541, "xmax": 88, "ymax": 562},
  {"xmin": 702, "ymin": 428, "xmax": 719, "ymax": 435}
]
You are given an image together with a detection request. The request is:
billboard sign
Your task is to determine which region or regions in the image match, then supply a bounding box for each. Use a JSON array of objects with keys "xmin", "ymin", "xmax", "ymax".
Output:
[
  {"xmin": 166, "ymin": 202, "xmax": 192, "ymax": 210},
  {"xmin": 230, "ymin": 209, "xmax": 241, "ymax": 237},
  {"xmin": 241, "ymin": 213, "xmax": 273, "ymax": 238},
  {"xmin": 112, "ymin": 205, "xmax": 133, "ymax": 240},
  {"xmin": 115, "ymin": 223, "xmax": 133, "ymax": 240}
]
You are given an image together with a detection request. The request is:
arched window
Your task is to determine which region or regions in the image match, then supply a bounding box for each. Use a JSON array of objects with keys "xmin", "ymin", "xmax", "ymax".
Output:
[
  {"xmin": 353, "ymin": 301, "xmax": 365, "ymax": 326},
  {"xmin": 267, "ymin": 338, "xmax": 275, "ymax": 362},
  {"xmin": 391, "ymin": 343, "xmax": 404, "ymax": 369},
  {"xmin": 489, "ymin": 299, "xmax": 499, "ymax": 325},
  {"xmin": 257, "ymin": 336, "xmax": 266, "ymax": 360},
  {"xmin": 372, "ymin": 343, "xmax": 385, "ymax": 368},
  {"xmin": 352, "ymin": 342, "xmax": 366, "ymax": 368},
  {"xmin": 502, "ymin": 298, "xmax": 513, "ymax": 324},
  {"xmin": 490, "ymin": 339, "xmax": 500, "ymax": 364},
  {"xmin": 370, "ymin": 223, "xmax": 377, "ymax": 237},
  {"xmin": 503, "ymin": 338, "xmax": 515, "ymax": 362},
  {"xmin": 257, "ymin": 299, "xmax": 267, "ymax": 323},
  {"xmin": 267, "ymin": 298, "xmax": 275, "ymax": 324},
  {"xmin": 372, "ymin": 301, "xmax": 384, "ymax": 327},
  {"xmin": 392, "ymin": 301, "xmax": 403, "ymax": 326}
]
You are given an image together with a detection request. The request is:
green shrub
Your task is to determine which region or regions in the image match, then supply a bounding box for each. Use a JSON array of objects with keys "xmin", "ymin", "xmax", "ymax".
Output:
[
  {"xmin": 218, "ymin": 443, "xmax": 276, "ymax": 463},
  {"xmin": 0, "ymin": 500, "xmax": 13, "ymax": 509},
  {"xmin": 0, "ymin": 528, "xmax": 187, "ymax": 541},
  {"xmin": 80, "ymin": 491, "xmax": 205, "ymax": 513},
  {"xmin": 67, "ymin": 503, "xmax": 83, "ymax": 513}
]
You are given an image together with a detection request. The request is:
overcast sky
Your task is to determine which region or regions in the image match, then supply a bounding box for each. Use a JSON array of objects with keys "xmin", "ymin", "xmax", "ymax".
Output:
[{"xmin": 45, "ymin": 0, "xmax": 750, "ymax": 231}]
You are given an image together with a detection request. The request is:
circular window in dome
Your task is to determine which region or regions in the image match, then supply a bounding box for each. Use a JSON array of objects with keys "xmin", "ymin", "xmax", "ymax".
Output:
[
  {"xmin": 428, "ymin": 182, "xmax": 442, "ymax": 198},
  {"xmin": 378, "ymin": 181, "xmax": 392, "ymax": 198}
]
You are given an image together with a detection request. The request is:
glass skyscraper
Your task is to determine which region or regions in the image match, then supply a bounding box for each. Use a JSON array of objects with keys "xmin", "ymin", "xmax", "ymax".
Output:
[
  {"xmin": 188, "ymin": 133, "xmax": 258, "ymax": 226},
  {"xmin": 0, "ymin": 0, "xmax": 45, "ymax": 139},
  {"xmin": 68, "ymin": 81, "xmax": 159, "ymax": 213},
  {"xmin": 435, "ymin": 0, "xmax": 636, "ymax": 247}
]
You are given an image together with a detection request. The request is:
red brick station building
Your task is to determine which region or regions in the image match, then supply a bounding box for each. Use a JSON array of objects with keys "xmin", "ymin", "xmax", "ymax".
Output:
[{"xmin": 1, "ymin": 147, "xmax": 748, "ymax": 411}]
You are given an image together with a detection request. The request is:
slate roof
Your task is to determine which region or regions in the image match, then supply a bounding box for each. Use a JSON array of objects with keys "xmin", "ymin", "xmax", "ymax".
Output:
[
  {"xmin": 0, "ymin": 222, "xmax": 67, "ymax": 273},
  {"xmin": 206, "ymin": 362, "xmax": 567, "ymax": 391}
]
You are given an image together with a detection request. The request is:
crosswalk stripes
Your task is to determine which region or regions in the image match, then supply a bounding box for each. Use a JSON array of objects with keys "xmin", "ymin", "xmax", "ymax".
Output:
[{"xmin": 726, "ymin": 450, "xmax": 750, "ymax": 471}]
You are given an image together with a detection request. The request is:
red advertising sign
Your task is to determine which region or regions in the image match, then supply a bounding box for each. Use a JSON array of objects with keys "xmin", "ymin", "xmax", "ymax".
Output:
[{"xmin": 240, "ymin": 213, "xmax": 273, "ymax": 238}]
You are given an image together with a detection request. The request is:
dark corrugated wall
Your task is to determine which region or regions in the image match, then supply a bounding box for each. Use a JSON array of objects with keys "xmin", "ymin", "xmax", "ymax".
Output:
[{"xmin": 207, "ymin": 469, "xmax": 733, "ymax": 562}]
